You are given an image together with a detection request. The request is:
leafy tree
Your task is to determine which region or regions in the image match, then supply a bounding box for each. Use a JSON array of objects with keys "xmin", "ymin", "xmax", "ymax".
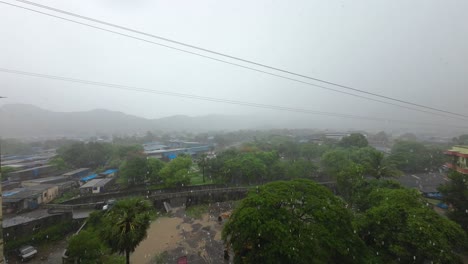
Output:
[
  {"xmin": 159, "ymin": 156, "xmax": 192, "ymax": 187},
  {"xmin": 321, "ymin": 149, "xmax": 353, "ymax": 176},
  {"xmin": 361, "ymin": 150, "xmax": 401, "ymax": 179},
  {"xmin": 438, "ymin": 170, "xmax": 468, "ymax": 231},
  {"xmin": 398, "ymin": 132, "xmax": 418, "ymax": 141},
  {"xmin": 356, "ymin": 188, "xmax": 467, "ymax": 263},
  {"xmin": 59, "ymin": 142, "xmax": 113, "ymax": 168},
  {"xmin": 1, "ymin": 166, "xmax": 16, "ymax": 181},
  {"xmin": 389, "ymin": 141, "xmax": 443, "ymax": 172},
  {"xmin": 336, "ymin": 163, "xmax": 365, "ymax": 202},
  {"xmin": 339, "ymin": 133, "xmax": 368, "ymax": 148},
  {"xmin": 452, "ymin": 134, "xmax": 468, "ymax": 145},
  {"xmin": 118, "ymin": 154, "xmax": 148, "ymax": 186},
  {"xmin": 146, "ymin": 158, "xmax": 165, "ymax": 184},
  {"xmin": 285, "ymin": 159, "xmax": 317, "ymax": 179},
  {"xmin": 300, "ymin": 143, "xmax": 329, "ymax": 161},
  {"xmin": 222, "ymin": 179, "xmax": 368, "ymax": 264},
  {"xmin": 48, "ymin": 156, "xmax": 69, "ymax": 170},
  {"xmin": 100, "ymin": 198, "xmax": 153, "ymax": 264},
  {"xmin": 68, "ymin": 230, "xmax": 104, "ymax": 263},
  {"xmin": 351, "ymin": 179, "xmax": 403, "ymax": 212}
]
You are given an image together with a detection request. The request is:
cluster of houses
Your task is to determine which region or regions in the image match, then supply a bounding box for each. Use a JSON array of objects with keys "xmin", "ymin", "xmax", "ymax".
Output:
[
  {"xmin": 143, "ymin": 140, "xmax": 212, "ymax": 160},
  {"xmin": 2, "ymin": 156, "xmax": 118, "ymax": 215}
]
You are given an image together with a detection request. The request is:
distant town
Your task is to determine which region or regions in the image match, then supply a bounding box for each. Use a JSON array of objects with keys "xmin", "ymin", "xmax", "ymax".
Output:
[{"xmin": 0, "ymin": 129, "xmax": 467, "ymax": 263}]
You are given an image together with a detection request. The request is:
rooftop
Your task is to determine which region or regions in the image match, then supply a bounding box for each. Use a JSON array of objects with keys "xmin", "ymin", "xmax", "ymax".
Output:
[
  {"xmin": 62, "ymin": 168, "xmax": 90, "ymax": 176},
  {"xmin": 101, "ymin": 169, "xmax": 118, "ymax": 175},
  {"xmin": 80, "ymin": 174, "xmax": 98, "ymax": 182},
  {"xmin": 80, "ymin": 178, "xmax": 113, "ymax": 188},
  {"xmin": 22, "ymin": 175, "xmax": 69, "ymax": 184},
  {"xmin": 3, "ymin": 184, "xmax": 57, "ymax": 202},
  {"xmin": 446, "ymin": 145, "xmax": 468, "ymax": 155}
]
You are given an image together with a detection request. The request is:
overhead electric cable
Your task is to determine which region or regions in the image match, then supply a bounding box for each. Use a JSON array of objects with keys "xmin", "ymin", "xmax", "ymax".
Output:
[
  {"xmin": 1, "ymin": 67, "xmax": 467, "ymax": 129},
  {"xmin": 1, "ymin": 0, "xmax": 467, "ymax": 120}
]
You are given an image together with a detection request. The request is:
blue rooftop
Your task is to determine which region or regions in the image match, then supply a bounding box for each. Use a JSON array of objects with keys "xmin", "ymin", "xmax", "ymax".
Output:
[
  {"xmin": 101, "ymin": 169, "xmax": 118, "ymax": 175},
  {"xmin": 80, "ymin": 174, "xmax": 97, "ymax": 182}
]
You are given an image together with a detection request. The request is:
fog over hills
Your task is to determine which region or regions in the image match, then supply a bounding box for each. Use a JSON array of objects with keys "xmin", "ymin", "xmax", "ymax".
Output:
[{"xmin": 0, "ymin": 104, "xmax": 295, "ymax": 138}]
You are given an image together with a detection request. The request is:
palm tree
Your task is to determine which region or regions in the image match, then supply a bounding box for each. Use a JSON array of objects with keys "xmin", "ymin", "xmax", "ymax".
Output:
[
  {"xmin": 101, "ymin": 198, "xmax": 152, "ymax": 264},
  {"xmin": 365, "ymin": 151, "xmax": 401, "ymax": 179}
]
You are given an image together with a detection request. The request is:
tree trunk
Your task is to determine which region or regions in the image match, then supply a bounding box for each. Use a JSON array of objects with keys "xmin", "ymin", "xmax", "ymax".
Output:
[{"xmin": 126, "ymin": 249, "xmax": 130, "ymax": 264}]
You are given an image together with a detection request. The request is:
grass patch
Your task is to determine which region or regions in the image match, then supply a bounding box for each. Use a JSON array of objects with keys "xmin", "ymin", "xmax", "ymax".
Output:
[
  {"xmin": 190, "ymin": 173, "xmax": 214, "ymax": 186},
  {"xmin": 186, "ymin": 204, "xmax": 209, "ymax": 219}
]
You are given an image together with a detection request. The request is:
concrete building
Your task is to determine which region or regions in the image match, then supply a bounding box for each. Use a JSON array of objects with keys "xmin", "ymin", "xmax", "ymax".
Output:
[
  {"xmin": 7, "ymin": 165, "xmax": 58, "ymax": 182},
  {"xmin": 79, "ymin": 178, "xmax": 115, "ymax": 194},
  {"xmin": 444, "ymin": 146, "xmax": 468, "ymax": 174},
  {"xmin": 3, "ymin": 184, "xmax": 59, "ymax": 214}
]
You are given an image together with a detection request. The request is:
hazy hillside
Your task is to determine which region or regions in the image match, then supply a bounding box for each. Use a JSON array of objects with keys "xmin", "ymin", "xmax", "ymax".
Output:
[{"xmin": 0, "ymin": 104, "xmax": 272, "ymax": 138}]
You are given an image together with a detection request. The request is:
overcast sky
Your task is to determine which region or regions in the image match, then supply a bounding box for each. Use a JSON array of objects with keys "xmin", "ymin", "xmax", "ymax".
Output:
[{"xmin": 1, "ymin": 0, "xmax": 467, "ymax": 132}]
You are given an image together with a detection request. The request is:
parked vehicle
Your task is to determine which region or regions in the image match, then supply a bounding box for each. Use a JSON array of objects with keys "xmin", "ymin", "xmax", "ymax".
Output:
[{"xmin": 18, "ymin": 245, "xmax": 37, "ymax": 261}]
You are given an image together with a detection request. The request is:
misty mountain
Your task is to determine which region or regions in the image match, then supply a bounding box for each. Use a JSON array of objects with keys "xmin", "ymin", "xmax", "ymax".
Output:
[{"xmin": 0, "ymin": 104, "xmax": 282, "ymax": 138}]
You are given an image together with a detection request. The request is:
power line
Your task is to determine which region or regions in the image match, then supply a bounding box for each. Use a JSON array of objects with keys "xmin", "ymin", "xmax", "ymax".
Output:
[
  {"xmin": 2, "ymin": 0, "xmax": 468, "ymax": 120},
  {"xmin": 0, "ymin": 1, "xmax": 455, "ymax": 122},
  {"xmin": 1, "ymin": 67, "xmax": 467, "ymax": 130}
]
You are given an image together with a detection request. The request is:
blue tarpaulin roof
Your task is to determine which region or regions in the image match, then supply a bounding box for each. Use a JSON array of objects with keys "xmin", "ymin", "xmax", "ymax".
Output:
[
  {"xmin": 80, "ymin": 174, "xmax": 97, "ymax": 182},
  {"xmin": 101, "ymin": 169, "xmax": 118, "ymax": 175}
]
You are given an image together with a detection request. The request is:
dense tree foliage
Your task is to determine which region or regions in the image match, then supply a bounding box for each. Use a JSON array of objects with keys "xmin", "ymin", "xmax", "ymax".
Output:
[
  {"xmin": 452, "ymin": 134, "xmax": 468, "ymax": 145},
  {"xmin": 68, "ymin": 230, "xmax": 104, "ymax": 263},
  {"xmin": 100, "ymin": 198, "xmax": 153, "ymax": 264},
  {"xmin": 339, "ymin": 133, "xmax": 368, "ymax": 148},
  {"xmin": 222, "ymin": 179, "xmax": 368, "ymax": 264},
  {"xmin": 356, "ymin": 188, "xmax": 467, "ymax": 263},
  {"xmin": 439, "ymin": 170, "xmax": 468, "ymax": 232},
  {"xmin": 58, "ymin": 142, "xmax": 143, "ymax": 169},
  {"xmin": 389, "ymin": 141, "xmax": 446, "ymax": 172},
  {"xmin": 118, "ymin": 154, "xmax": 148, "ymax": 186},
  {"xmin": 206, "ymin": 148, "xmax": 318, "ymax": 184},
  {"xmin": 160, "ymin": 156, "xmax": 193, "ymax": 187}
]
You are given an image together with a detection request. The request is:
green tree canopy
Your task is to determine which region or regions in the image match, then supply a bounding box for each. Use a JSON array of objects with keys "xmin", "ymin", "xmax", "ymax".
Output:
[
  {"xmin": 339, "ymin": 133, "xmax": 368, "ymax": 148},
  {"xmin": 438, "ymin": 170, "xmax": 468, "ymax": 231},
  {"xmin": 222, "ymin": 179, "xmax": 368, "ymax": 264},
  {"xmin": 118, "ymin": 154, "xmax": 148, "ymax": 186},
  {"xmin": 320, "ymin": 149, "xmax": 353, "ymax": 176},
  {"xmin": 160, "ymin": 156, "xmax": 192, "ymax": 187},
  {"xmin": 146, "ymin": 158, "xmax": 165, "ymax": 184},
  {"xmin": 100, "ymin": 198, "xmax": 153, "ymax": 264},
  {"xmin": 68, "ymin": 230, "xmax": 104, "ymax": 264},
  {"xmin": 389, "ymin": 141, "xmax": 445, "ymax": 172},
  {"xmin": 356, "ymin": 188, "xmax": 467, "ymax": 263}
]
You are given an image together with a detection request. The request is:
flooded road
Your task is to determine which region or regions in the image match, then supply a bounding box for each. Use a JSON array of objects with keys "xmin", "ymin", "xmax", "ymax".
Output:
[
  {"xmin": 131, "ymin": 203, "xmax": 233, "ymax": 264},
  {"xmin": 131, "ymin": 216, "xmax": 184, "ymax": 263}
]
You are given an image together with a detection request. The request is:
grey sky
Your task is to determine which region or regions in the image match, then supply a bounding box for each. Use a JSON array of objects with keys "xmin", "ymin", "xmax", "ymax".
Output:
[{"xmin": 1, "ymin": 0, "xmax": 467, "ymax": 131}]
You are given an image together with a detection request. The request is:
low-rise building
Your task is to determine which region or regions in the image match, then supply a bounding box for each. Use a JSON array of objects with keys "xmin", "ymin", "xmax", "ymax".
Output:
[
  {"xmin": 8, "ymin": 165, "xmax": 58, "ymax": 182},
  {"xmin": 2, "ymin": 184, "xmax": 59, "ymax": 214},
  {"xmin": 21, "ymin": 175, "xmax": 71, "ymax": 187},
  {"xmin": 79, "ymin": 178, "xmax": 115, "ymax": 194},
  {"xmin": 444, "ymin": 146, "xmax": 468, "ymax": 174}
]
